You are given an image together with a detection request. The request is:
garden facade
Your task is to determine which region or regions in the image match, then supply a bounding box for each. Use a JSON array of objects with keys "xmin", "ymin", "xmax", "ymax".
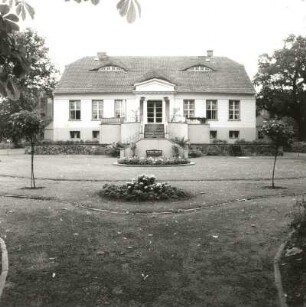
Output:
[{"xmin": 49, "ymin": 51, "xmax": 256, "ymax": 149}]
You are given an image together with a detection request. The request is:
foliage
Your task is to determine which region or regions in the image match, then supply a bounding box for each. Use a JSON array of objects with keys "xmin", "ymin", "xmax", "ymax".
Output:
[
  {"xmin": 7, "ymin": 110, "xmax": 44, "ymax": 143},
  {"xmin": 118, "ymin": 156, "xmax": 190, "ymax": 165},
  {"xmin": 129, "ymin": 142, "xmax": 136, "ymax": 156},
  {"xmin": 0, "ymin": 0, "xmax": 140, "ymax": 100},
  {"xmin": 7, "ymin": 110, "xmax": 45, "ymax": 188},
  {"xmin": 290, "ymin": 198, "xmax": 306, "ymax": 235},
  {"xmin": 66, "ymin": 0, "xmax": 141, "ymax": 23},
  {"xmin": 260, "ymin": 119, "xmax": 294, "ymax": 188},
  {"xmin": 212, "ymin": 139, "xmax": 228, "ymax": 144},
  {"xmin": 188, "ymin": 149, "xmax": 202, "ymax": 158},
  {"xmin": 260, "ymin": 120, "xmax": 294, "ymax": 147},
  {"xmin": 0, "ymin": 29, "xmax": 58, "ymax": 144},
  {"xmin": 289, "ymin": 141, "xmax": 306, "ymax": 153},
  {"xmin": 254, "ymin": 34, "xmax": 306, "ymax": 140},
  {"xmin": 0, "ymin": 3, "xmax": 29, "ymax": 99},
  {"xmin": 105, "ymin": 142, "xmax": 125, "ymax": 157},
  {"xmin": 99, "ymin": 174, "xmax": 189, "ymax": 201},
  {"xmin": 171, "ymin": 136, "xmax": 189, "ymax": 148},
  {"xmin": 172, "ymin": 144, "xmax": 180, "ymax": 157}
]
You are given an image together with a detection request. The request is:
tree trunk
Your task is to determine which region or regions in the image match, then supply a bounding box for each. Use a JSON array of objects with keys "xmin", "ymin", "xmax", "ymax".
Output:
[
  {"xmin": 272, "ymin": 145, "xmax": 278, "ymax": 189},
  {"xmin": 30, "ymin": 142, "xmax": 36, "ymax": 188}
]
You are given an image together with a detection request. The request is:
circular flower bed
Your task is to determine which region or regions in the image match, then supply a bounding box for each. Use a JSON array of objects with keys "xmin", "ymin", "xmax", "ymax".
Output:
[
  {"xmin": 117, "ymin": 156, "xmax": 191, "ymax": 165},
  {"xmin": 99, "ymin": 174, "xmax": 190, "ymax": 201}
]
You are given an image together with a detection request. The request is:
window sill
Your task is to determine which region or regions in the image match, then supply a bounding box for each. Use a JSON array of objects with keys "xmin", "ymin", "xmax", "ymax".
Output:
[
  {"xmin": 228, "ymin": 119, "xmax": 241, "ymax": 121},
  {"xmin": 68, "ymin": 119, "xmax": 82, "ymax": 121}
]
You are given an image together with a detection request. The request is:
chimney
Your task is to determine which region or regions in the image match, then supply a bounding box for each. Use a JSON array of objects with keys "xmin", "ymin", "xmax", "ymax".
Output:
[
  {"xmin": 207, "ymin": 50, "xmax": 213, "ymax": 58},
  {"xmin": 97, "ymin": 52, "xmax": 108, "ymax": 61}
]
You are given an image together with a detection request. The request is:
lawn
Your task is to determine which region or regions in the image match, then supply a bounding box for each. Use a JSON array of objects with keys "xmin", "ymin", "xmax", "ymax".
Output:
[{"xmin": 0, "ymin": 152, "xmax": 305, "ymax": 307}]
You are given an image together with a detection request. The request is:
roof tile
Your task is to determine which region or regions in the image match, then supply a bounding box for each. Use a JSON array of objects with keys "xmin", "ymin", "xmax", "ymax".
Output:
[{"xmin": 54, "ymin": 56, "xmax": 255, "ymax": 95}]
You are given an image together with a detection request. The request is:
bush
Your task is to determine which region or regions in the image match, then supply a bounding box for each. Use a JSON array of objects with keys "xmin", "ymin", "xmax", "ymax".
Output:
[
  {"xmin": 212, "ymin": 139, "xmax": 228, "ymax": 144},
  {"xmin": 289, "ymin": 142, "xmax": 306, "ymax": 153},
  {"xmin": 117, "ymin": 156, "xmax": 190, "ymax": 165},
  {"xmin": 105, "ymin": 142, "xmax": 125, "ymax": 157},
  {"xmin": 171, "ymin": 137, "xmax": 189, "ymax": 148},
  {"xmin": 290, "ymin": 198, "xmax": 306, "ymax": 235},
  {"xmin": 188, "ymin": 149, "xmax": 202, "ymax": 158},
  {"xmin": 172, "ymin": 144, "xmax": 180, "ymax": 157},
  {"xmin": 99, "ymin": 174, "xmax": 190, "ymax": 201}
]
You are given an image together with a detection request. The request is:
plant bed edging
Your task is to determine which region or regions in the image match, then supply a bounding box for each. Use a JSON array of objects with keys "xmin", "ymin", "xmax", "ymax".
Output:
[
  {"xmin": 114, "ymin": 162, "xmax": 195, "ymax": 167},
  {"xmin": 274, "ymin": 230, "xmax": 295, "ymax": 307},
  {"xmin": 0, "ymin": 237, "xmax": 8, "ymax": 300}
]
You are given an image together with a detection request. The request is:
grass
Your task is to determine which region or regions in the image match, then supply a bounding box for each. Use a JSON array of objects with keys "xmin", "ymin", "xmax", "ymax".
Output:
[
  {"xmin": 0, "ymin": 153, "xmax": 305, "ymax": 306},
  {"xmin": 0, "ymin": 195, "xmax": 294, "ymax": 307},
  {"xmin": 280, "ymin": 198, "xmax": 306, "ymax": 306}
]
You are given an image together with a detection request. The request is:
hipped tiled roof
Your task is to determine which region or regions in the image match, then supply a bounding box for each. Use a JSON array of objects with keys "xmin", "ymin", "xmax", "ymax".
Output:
[{"xmin": 54, "ymin": 56, "xmax": 255, "ymax": 95}]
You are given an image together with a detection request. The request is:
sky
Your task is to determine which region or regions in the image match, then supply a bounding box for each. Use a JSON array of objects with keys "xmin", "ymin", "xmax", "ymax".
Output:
[{"xmin": 20, "ymin": 0, "xmax": 306, "ymax": 79}]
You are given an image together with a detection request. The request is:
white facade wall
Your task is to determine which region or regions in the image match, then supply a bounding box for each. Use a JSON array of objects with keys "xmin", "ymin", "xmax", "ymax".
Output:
[
  {"xmin": 52, "ymin": 90, "xmax": 256, "ymax": 143},
  {"xmin": 176, "ymin": 93, "xmax": 256, "ymax": 142},
  {"xmin": 52, "ymin": 94, "xmax": 135, "ymax": 141}
]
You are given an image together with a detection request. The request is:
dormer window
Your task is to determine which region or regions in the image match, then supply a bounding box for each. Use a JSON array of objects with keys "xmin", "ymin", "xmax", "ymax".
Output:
[
  {"xmin": 186, "ymin": 65, "xmax": 213, "ymax": 72},
  {"xmin": 98, "ymin": 65, "xmax": 125, "ymax": 72}
]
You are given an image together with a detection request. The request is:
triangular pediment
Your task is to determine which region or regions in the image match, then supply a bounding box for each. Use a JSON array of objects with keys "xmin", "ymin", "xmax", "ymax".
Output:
[{"xmin": 134, "ymin": 78, "xmax": 176, "ymax": 92}]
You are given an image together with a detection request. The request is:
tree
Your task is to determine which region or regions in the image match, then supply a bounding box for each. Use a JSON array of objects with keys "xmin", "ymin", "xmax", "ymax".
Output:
[
  {"xmin": 254, "ymin": 34, "xmax": 306, "ymax": 141},
  {"xmin": 260, "ymin": 120, "xmax": 294, "ymax": 188},
  {"xmin": 0, "ymin": 28, "xmax": 58, "ymax": 144},
  {"xmin": 0, "ymin": 0, "xmax": 140, "ymax": 101},
  {"xmin": 7, "ymin": 110, "xmax": 45, "ymax": 188},
  {"xmin": 65, "ymin": 0, "xmax": 141, "ymax": 23},
  {"xmin": 0, "ymin": 3, "xmax": 29, "ymax": 100}
]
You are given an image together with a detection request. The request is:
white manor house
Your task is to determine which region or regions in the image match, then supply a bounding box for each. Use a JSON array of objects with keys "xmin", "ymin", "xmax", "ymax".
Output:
[{"xmin": 49, "ymin": 51, "xmax": 256, "ymax": 150}]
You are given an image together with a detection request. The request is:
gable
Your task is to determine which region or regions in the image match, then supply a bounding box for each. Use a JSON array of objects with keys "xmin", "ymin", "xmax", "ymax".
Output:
[{"xmin": 134, "ymin": 78, "xmax": 176, "ymax": 92}]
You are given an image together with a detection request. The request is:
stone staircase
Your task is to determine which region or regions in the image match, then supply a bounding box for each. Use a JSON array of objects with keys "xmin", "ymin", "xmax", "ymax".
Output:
[{"xmin": 144, "ymin": 124, "xmax": 164, "ymax": 138}]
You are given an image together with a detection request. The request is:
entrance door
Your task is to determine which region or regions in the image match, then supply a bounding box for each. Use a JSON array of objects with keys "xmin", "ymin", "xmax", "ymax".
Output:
[{"xmin": 147, "ymin": 100, "xmax": 163, "ymax": 123}]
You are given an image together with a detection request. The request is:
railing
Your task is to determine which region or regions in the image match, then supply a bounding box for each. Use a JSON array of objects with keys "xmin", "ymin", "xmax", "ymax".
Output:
[{"xmin": 100, "ymin": 117, "xmax": 124, "ymax": 124}]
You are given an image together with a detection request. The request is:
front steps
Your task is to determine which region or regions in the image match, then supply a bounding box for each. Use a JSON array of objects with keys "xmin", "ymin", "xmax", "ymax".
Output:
[
  {"xmin": 144, "ymin": 124, "xmax": 164, "ymax": 138},
  {"xmin": 123, "ymin": 138, "xmax": 187, "ymax": 158}
]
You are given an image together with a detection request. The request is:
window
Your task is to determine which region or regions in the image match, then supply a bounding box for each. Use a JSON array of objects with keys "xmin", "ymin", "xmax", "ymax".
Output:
[
  {"xmin": 183, "ymin": 99, "xmax": 195, "ymax": 118},
  {"xmin": 92, "ymin": 131, "xmax": 100, "ymax": 139},
  {"xmin": 186, "ymin": 65, "xmax": 213, "ymax": 72},
  {"xmin": 229, "ymin": 100, "xmax": 240, "ymax": 120},
  {"xmin": 69, "ymin": 100, "xmax": 81, "ymax": 120},
  {"xmin": 70, "ymin": 131, "xmax": 80, "ymax": 139},
  {"xmin": 229, "ymin": 130, "xmax": 240, "ymax": 139},
  {"xmin": 92, "ymin": 100, "xmax": 103, "ymax": 120},
  {"xmin": 206, "ymin": 100, "xmax": 218, "ymax": 120},
  {"xmin": 210, "ymin": 130, "xmax": 217, "ymax": 139},
  {"xmin": 99, "ymin": 66, "xmax": 125, "ymax": 72},
  {"xmin": 114, "ymin": 99, "xmax": 123, "ymax": 118}
]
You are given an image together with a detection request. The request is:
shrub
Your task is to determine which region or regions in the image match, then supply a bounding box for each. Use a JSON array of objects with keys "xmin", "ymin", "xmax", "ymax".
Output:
[
  {"xmin": 171, "ymin": 137, "xmax": 189, "ymax": 148},
  {"xmin": 99, "ymin": 174, "xmax": 190, "ymax": 201},
  {"xmin": 290, "ymin": 142, "xmax": 306, "ymax": 153},
  {"xmin": 212, "ymin": 139, "xmax": 228, "ymax": 144},
  {"xmin": 117, "ymin": 156, "xmax": 190, "ymax": 165},
  {"xmin": 129, "ymin": 142, "xmax": 137, "ymax": 156},
  {"xmin": 188, "ymin": 149, "xmax": 202, "ymax": 158},
  {"xmin": 290, "ymin": 198, "xmax": 306, "ymax": 235},
  {"xmin": 172, "ymin": 144, "xmax": 180, "ymax": 157},
  {"xmin": 105, "ymin": 142, "xmax": 125, "ymax": 157}
]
